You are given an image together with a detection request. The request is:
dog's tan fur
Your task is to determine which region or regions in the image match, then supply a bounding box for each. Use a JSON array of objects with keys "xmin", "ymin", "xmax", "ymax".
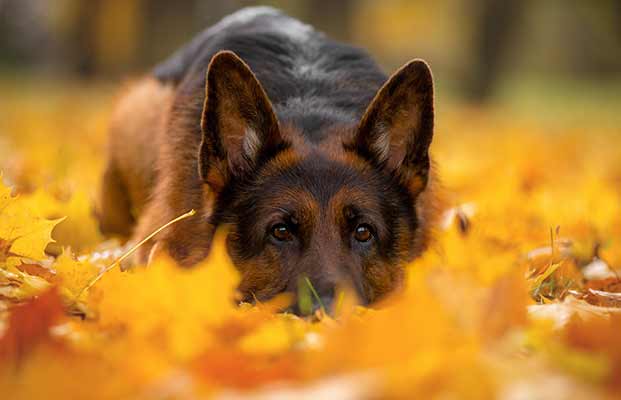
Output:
[{"xmin": 99, "ymin": 78, "xmax": 174, "ymax": 240}]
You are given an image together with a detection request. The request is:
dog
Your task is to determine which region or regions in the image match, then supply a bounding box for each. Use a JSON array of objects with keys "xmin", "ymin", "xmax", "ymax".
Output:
[{"xmin": 98, "ymin": 7, "xmax": 439, "ymax": 311}]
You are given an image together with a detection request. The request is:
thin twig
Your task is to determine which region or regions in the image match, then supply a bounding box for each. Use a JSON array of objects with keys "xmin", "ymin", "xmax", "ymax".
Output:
[{"xmin": 76, "ymin": 209, "xmax": 197, "ymax": 299}]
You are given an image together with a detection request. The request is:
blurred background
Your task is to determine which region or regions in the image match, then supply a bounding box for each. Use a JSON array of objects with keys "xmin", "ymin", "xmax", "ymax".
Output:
[
  {"xmin": 1, "ymin": 0, "xmax": 621, "ymax": 113},
  {"xmin": 0, "ymin": 0, "xmax": 619, "ymax": 252}
]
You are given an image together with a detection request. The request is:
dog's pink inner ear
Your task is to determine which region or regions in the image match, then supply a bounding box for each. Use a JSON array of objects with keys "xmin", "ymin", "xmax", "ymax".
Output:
[
  {"xmin": 350, "ymin": 59, "xmax": 434, "ymax": 192},
  {"xmin": 199, "ymin": 50, "xmax": 282, "ymax": 183}
]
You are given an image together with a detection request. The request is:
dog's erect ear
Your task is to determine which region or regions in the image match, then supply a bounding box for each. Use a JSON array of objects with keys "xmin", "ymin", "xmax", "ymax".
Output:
[
  {"xmin": 347, "ymin": 59, "xmax": 434, "ymax": 194},
  {"xmin": 199, "ymin": 51, "xmax": 285, "ymax": 190}
]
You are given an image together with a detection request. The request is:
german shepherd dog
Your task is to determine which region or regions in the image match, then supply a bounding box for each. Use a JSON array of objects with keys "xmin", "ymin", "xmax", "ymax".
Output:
[{"xmin": 98, "ymin": 7, "xmax": 439, "ymax": 311}]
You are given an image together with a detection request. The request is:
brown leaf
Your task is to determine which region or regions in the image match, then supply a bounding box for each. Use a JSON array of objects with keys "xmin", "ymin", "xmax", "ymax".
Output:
[
  {"xmin": 585, "ymin": 278, "xmax": 621, "ymax": 293},
  {"xmin": 579, "ymin": 278, "xmax": 621, "ymax": 307},
  {"xmin": 15, "ymin": 263, "xmax": 55, "ymax": 281}
]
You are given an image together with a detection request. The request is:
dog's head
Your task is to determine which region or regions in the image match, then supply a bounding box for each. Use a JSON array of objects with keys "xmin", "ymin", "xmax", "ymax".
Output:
[{"xmin": 199, "ymin": 51, "xmax": 435, "ymax": 311}]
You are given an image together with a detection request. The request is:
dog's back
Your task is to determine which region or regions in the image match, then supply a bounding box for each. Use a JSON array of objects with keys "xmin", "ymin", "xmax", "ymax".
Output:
[{"xmin": 154, "ymin": 7, "xmax": 387, "ymax": 139}]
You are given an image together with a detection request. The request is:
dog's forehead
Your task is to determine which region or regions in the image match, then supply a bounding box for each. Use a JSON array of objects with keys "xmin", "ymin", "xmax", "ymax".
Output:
[{"xmin": 257, "ymin": 153, "xmax": 381, "ymax": 208}]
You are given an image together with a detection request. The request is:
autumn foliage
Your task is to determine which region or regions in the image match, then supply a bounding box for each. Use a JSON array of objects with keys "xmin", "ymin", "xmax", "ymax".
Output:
[{"xmin": 1, "ymin": 84, "xmax": 621, "ymax": 399}]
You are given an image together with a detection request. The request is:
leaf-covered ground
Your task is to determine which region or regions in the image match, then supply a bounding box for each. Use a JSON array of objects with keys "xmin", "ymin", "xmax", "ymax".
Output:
[{"xmin": 1, "ymin": 81, "xmax": 621, "ymax": 399}]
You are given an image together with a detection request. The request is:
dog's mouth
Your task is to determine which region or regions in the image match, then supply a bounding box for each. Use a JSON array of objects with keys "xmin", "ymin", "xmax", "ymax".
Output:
[{"xmin": 238, "ymin": 277, "xmax": 371, "ymax": 318}]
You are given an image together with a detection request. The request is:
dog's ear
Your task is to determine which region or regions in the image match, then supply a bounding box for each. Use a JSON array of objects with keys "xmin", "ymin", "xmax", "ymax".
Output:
[
  {"xmin": 199, "ymin": 51, "xmax": 285, "ymax": 191},
  {"xmin": 347, "ymin": 59, "xmax": 434, "ymax": 194}
]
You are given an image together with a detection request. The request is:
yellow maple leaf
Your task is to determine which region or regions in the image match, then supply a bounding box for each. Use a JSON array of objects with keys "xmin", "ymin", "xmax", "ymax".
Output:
[
  {"xmin": 52, "ymin": 249, "xmax": 100, "ymax": 302},
  {"xmin": 93, "ymin": 231, "xmax": 240, "ymax": 361},
  {"xmin": 0, "ymin": 179, "xmax": 12, "ymax": 208},
  {"xmin": 0, "ymin": 178, "xmax": 64, "ymax": 266},
  {"xmin": 0, "ymin": 266, "xmax": 51, "ymax": 302},
  {"xmin": 238, "ymin": 314, "xmax": 307, "ymax": 355},
  {"xmin": 21, "ymin": 188, "xmax": 103, "ymax": 252}
]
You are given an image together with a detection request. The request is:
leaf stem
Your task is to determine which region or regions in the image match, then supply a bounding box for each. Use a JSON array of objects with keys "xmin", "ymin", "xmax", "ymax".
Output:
[
  {"xmin": 76, "ymin": 209, "xmax": 197, "ymax": 299},
  {"xmin": 304, "ymin": 276, "xmax": 326, "ymax": 315}
]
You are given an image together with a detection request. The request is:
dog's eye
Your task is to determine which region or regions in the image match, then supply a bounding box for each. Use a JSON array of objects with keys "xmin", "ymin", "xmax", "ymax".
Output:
[
  {"xmin": 354, "ymin": 224, "xmax": 373, "ymax": 242},
  {"xmin": 271, "ymin": 223, "xmax": 293, "ymax": 241}
]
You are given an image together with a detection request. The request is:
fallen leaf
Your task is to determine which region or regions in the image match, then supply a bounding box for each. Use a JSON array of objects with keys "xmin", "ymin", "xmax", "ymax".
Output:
[{"xmin": 0, "ymin": 288, "xmax": 64, "ymax": 362}]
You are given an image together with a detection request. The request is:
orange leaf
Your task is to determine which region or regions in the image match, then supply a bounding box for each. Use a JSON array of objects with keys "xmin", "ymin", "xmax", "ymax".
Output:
[
  {"xmin": 564, "ymin": 314, "xmax": 621, "ymax": 387},
  {"xmin": 192, "ymin": 348, "xmax": 300, "ymax": 390},
  {"xmin": 0, "ymin": 288, "xmax": 64, "ymax": 362}
]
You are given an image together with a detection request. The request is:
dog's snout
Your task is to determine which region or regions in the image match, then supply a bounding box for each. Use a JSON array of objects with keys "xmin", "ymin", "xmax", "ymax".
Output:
[{"xmin": 283, "ymin": 281, "xmax": 337, "ymax": 317}]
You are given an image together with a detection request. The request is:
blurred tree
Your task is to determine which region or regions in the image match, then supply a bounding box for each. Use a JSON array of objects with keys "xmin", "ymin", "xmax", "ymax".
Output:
[
  {"xmin": 140, "ymin": 0, "xmax": 224, "ymax": 65},
  {"xmin": 67, "ymin": 0, "xmax": 101, "ymax": 76},
  {"xmin": 465, "ymin": 0, "xmax": 523, "ymax": 102},
  {"xmin": 60, "ymin": 0, "xmax": 142, "ymax": 77},
  {"xmin": 465, "ymin": 0, "xmax": 621, "ymax": 102},
  {"xmin": 0, "ymin": 0, "xmax": 619, "ymax": 91},
  {"xmin": 0, "ymin": 0, "xmax": 54, "ymax": 68},
  {"xmin": 304, "ymin": 0, "xmax": 354, "ymax": 41}
]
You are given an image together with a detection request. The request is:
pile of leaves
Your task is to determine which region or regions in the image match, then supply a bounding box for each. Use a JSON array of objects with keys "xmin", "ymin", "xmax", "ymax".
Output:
[{"xmin": 1, "ymin": 83, "xmax": 621, "ymax": 399}]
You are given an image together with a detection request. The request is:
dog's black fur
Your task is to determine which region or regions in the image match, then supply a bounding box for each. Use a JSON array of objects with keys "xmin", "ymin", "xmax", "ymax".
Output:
[{"xmin": 153, "ymin": 7, "xmax": 387, "ymax": 139}]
